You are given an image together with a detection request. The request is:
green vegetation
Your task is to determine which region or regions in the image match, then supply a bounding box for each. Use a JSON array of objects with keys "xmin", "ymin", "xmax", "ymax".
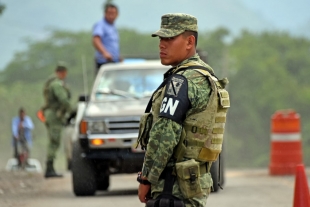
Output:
[
  {"xmin": 1, "ymin": 28, "xmax": 310, "ymax": 169},
  {"xmin": 227, "ymin": 31, "xmax": 310, "ymax": 167},
  {"xmin": 0, "ymin": 2, "xmax": 5, "ymax": 15}
]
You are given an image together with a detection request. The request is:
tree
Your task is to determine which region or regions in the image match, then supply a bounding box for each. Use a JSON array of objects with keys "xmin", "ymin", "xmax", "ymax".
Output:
[
  {"xmin": 0, "ymin": 2, "xmax": 5, "ymax": 15},
  {"xmin": 227, "ymin": 30, "xmax": 310, "ymax": 167}
]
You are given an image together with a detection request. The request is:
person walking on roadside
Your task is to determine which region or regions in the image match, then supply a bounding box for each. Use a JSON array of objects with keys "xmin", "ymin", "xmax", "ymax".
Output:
[
  {"xmin": 42, "ymin": 63, "xmax": 72, "ymax": 178},
  {"xmin": 136, "ymin": 13, "xmax": 230, "ymax": 207},
  {"xmin": 92, "ymin": 2, "xmax": 122, "ymax": 75}
]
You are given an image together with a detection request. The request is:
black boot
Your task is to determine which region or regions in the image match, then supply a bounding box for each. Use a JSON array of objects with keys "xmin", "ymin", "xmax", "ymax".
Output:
[{"xmin": 44, "ymin": 160, "xmax": 63, "ymax": 178}]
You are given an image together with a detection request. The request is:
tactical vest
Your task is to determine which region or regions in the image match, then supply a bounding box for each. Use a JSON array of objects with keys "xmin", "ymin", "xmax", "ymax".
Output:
[
  {"xmin": 174, "ymin": 66, "xmax": 230, "ymax": 162},
  {"xmin": 42, "ymin": 76, "xmax": 57, "ymax": 111},
  {"xmin": 42, "ymin": 76, "xmax": 71, "ymax": 111},
  {"xmin": 137, "ymin": 63, "xmax": 230, "ymax": 163}
]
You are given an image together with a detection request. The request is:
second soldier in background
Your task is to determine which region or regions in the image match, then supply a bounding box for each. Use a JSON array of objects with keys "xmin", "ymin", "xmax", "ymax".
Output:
[{"xmin": 42, "ymin": 63, "xmax": 72, "ymax": 178}]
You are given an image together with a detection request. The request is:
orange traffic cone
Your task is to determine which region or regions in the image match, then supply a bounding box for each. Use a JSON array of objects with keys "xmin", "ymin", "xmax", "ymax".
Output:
[{"xmin": 293, "ymin": 164, "xmax": 310, "ymax": 207}]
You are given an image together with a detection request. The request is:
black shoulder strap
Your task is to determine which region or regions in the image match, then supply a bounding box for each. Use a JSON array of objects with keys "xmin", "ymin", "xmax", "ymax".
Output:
[
  {"xmin": 144, "ymin": 78, "xmax": 169, "ymax": 113},
  {"xmin": 156, "ymin": 167, "xmax": 178, "ymax": 199},
  {"xmin": 162, "ymin": 167, "xmax": 175, "ymax": 194}
]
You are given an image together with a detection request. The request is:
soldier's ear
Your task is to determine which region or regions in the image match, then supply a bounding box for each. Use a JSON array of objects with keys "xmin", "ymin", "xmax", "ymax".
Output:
[{"xmin": 186, "ymin": 35, "xmax": 195, "ymax": 49}]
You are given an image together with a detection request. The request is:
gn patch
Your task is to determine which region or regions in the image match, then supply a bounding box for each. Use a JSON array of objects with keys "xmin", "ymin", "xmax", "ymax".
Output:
[{"xmin": 159, "ymin": 74, "xmax": 190, "ymax": 124}]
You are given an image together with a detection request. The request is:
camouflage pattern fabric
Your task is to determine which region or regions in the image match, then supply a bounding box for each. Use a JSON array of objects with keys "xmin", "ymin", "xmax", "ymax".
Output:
[
  {"xmin": 141, "ymin": 54, "xmax": 213, "ymax": 207},
  {"xmin": 44, "ymin": 76, "xmax": 71, "ymax": 123},
  {"xmin": 152, "ymin": 13, "xmax": 198, "ymax": 38},
  {"xmin": 45, "ymin": 124, "xmax": 63, "ymax": 161},
  {"xmin": 42, "ymin": 76, "xmax": 57, "ymax": 111},
  {"xmin": 44, "ymin": 76, "xmax": 71, "ymax": 161}
]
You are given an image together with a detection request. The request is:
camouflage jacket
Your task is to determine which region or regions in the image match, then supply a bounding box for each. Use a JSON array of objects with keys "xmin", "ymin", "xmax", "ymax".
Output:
[
  {"xmin": 141, "ymin": 54, "xmax": 214, "ymax": 203},
  {"xmin": 44, "ymin": 76, "xmax": 71, "ymax": 120}
]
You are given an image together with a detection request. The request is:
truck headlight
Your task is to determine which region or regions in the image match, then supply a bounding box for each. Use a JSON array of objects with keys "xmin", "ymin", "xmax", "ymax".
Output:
[{"xmin": 88, "ymin": 121, "xmax": 106, "ymax": 133}]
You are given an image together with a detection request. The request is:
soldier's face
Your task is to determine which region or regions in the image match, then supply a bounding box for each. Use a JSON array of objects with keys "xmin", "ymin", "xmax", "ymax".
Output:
[
  {"xmin": 57, "ymin": 71, "xmax": 68, "ymax": 80},
  {"xmin": 105, "ymin": 7, "xmax": 118, "ymax": 24},
  {"xmin": 159, "ymin": 34, "xmax": 189, "ymax": 66}
]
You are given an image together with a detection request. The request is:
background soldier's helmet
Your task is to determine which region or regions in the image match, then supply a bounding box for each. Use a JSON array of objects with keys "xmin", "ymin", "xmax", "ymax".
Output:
[{"xmin": 152, "ymin": 13, "xmax": 198, "ymax": 38}]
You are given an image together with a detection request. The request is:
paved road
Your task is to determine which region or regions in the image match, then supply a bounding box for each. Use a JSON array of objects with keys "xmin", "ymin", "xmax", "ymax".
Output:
[{"xmin": 0, "ymin": 168, "xmax": 309, "ymax": 207}]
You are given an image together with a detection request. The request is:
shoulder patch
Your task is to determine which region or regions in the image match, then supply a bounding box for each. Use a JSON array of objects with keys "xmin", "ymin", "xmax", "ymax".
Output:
[
  {"xmin": 159, "ymin": 74, "xmax": 190, "ymax": 124},
  {"xmin": 166, "ymin": 76, "xmax": 185, "ymax": 97}
]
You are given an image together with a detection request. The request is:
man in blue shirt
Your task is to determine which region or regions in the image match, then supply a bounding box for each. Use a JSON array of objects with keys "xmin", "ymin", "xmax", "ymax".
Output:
[
  {"xmin": 11, "ymin": 107, "xmax": 34, "ymax": 163},
  {"xmin": 92, "ymin": 3, "xmax": 121, "ymax": 75}
]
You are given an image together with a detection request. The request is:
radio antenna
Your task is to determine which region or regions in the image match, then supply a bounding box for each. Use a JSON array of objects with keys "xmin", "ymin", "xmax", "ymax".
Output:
[{"xmin": 81, "ymin": 55, "xmax": 89, "ymax": 101}]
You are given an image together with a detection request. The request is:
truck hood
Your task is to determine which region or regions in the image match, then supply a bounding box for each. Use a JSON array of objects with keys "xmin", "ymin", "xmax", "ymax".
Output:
[{"xmin": 84, "ymin": 99, "xmax": 149, "ymax": 117}]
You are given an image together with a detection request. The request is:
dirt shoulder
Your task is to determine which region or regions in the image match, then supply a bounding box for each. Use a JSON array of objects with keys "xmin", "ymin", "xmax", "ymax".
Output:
[{"xmin": 0, "ymin": 170, "xmax": 44, "ymax": 207}]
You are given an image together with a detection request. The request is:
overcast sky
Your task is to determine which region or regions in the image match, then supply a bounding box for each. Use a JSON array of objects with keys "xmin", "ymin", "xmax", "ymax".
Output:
[{"xmin": 0, "ymin": 0, "xmax": 309, "ymax": 70}]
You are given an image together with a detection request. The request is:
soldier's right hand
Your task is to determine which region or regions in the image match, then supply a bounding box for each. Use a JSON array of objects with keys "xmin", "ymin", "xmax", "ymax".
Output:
[
  {"xmin": 103, "ymin": 52, "xmax": 113, "ymax": 62},
  {"xmin": 138, "ymin": 184, "xmax": 151, "ymax": 203}
]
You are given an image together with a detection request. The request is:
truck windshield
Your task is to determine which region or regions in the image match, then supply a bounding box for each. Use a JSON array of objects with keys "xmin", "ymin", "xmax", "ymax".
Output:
[{"xmin": 95, "ymin": 68, "xmax": 167, "ymax": 100}]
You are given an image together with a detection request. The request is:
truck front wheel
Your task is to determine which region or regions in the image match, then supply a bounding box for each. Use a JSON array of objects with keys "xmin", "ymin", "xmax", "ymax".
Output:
[{"xmin": 72, "ymin": 142, "xmax": 96, "ymax": 196}]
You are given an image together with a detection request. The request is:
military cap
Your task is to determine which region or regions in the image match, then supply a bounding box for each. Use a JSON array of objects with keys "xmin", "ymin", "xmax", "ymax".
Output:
[
  {"xmin": 55, "ymin": 61, "xmax": 67, "ymax": 72},
  {"xmin": 152, "ymin": 13, "xmax": 198, "ymax": 38}
]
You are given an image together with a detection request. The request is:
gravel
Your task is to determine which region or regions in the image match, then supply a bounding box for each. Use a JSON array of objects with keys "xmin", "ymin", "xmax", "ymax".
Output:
[{"xmin": 0, "ymin": 170, "xmax": 44, "ymax": 207}]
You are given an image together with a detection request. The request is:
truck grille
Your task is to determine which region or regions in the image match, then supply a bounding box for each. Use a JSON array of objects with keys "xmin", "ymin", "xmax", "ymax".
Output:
[{"xmin": 105, "ymin": 116, "xmax": 140, "ymax": 134}]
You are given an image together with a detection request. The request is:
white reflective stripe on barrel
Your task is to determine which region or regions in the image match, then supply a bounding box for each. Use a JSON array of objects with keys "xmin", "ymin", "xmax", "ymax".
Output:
[{"xmin": 271, "ymin": 133, "xmax": 301, "ymax": 141}]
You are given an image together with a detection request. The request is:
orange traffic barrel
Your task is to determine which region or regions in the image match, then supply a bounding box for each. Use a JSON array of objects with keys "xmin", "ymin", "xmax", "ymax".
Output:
[{"xmin": 269, "ymin": 109, "xmax": 303, "ymax": 175}]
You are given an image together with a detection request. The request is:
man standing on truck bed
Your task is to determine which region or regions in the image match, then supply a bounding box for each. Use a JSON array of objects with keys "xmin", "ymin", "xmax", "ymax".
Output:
[
  {"xmin": 92, "ymin": 2, "xmax": 121, "ymax": 75},
  {"xmin": 136, "ymin": 13, "xmax": 230, "ymax": 206},
  {"xmin": 43, "ymin": 63, "xmax": 72, "ymax": 178}
]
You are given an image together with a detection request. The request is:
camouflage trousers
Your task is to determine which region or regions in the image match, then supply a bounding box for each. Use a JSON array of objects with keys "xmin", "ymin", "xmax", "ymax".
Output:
[
  {"xmin": 45, "ymin": 123, "xmax": 63, "ymax": 161},
  {"xmin": 151, "ymin": 172, "xmax": 212, "ymax": 207}
]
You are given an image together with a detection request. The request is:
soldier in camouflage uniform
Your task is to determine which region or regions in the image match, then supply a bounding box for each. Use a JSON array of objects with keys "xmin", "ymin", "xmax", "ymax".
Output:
[
  {"xmin": 43, "ymin": 63, "xmax": 72, "ymax": 178},
  {"xmin": 137, "ymin": 13, "xmax": 230, "ymax": 207}
]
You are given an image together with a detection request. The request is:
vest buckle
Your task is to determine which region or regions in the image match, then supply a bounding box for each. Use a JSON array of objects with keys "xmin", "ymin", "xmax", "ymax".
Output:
[{"xmin": 191, "ymin": 126, "xmax": 197, "ymax": 133}]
